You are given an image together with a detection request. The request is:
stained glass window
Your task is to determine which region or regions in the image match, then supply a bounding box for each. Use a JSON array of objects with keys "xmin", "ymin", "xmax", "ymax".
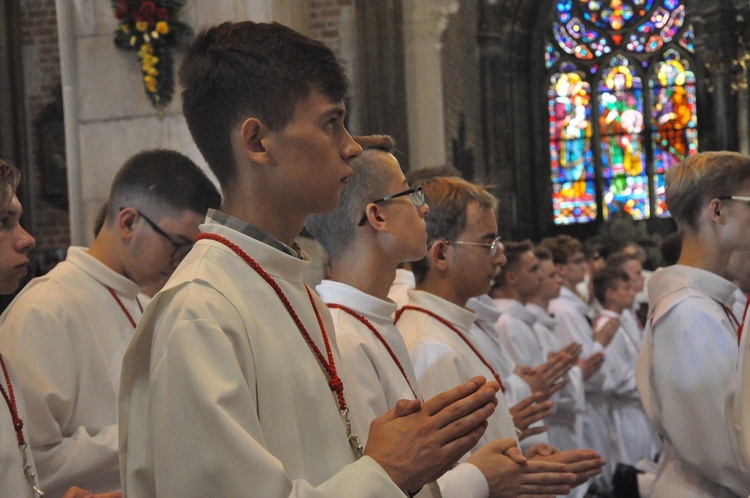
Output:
[{"xmin": 547, "ymin": 0, "xmax": 697, "ymax": 224}]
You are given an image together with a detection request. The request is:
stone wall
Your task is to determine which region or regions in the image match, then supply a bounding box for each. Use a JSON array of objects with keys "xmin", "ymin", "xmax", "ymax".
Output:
[
  {"xmin": 59, "ymin": 0, "xmax": 308, "ymax": 246},
  {"xmin": 20, "ymin": 0, "xmax": 66, "ymax": 272},
  {"xmin": 441, "ymin": 0, "xmax": 485, "ymax": 179}
]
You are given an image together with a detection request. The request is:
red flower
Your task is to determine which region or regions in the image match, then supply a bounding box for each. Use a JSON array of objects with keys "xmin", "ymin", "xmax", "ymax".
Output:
[
  {"xmin": 140, "ymin": 1, "xmax": 156, "ymax": 19},
  {"xmin": 156, "ymin": 7, "xmax": 168, "ymax": 20},
  {"xmin": 115, "ymin": 8, "xmax": 127, "ymax": 20}
]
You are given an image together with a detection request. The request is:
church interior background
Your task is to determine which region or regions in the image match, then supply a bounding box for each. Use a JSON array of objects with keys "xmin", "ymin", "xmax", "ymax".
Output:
[{"xmin": 1, "ymin": 0, "xmax": 749, "ymax": 301}]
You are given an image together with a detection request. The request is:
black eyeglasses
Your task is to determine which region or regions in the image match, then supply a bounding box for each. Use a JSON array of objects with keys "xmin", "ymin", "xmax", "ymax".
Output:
[
  {"xmin": 443, "ymin": 236, "xmax": 503, "ymax": 256},
  {"xmin": 357, "ymin": 186, "xmax": 426, "ymax": 226},
  {"xmin": 717, "ymin": 195, "xmax": 750, "ymax": 204},
  {"xmin": 121, "ymin": 208, "xmax": 194, "ymax": 262}
]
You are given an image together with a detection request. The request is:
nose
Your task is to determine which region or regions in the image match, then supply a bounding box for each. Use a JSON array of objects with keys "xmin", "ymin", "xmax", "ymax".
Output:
[
  {"xmin": 493, "ymin": 242, "xmax": 507, "ymax": 266},
  {"xmin": 341, "ymin": 129, "xmax": 363, "ymax": 161},
  {"xmin": 419, "ymin": 202, "xmax": 430, "ymax": 218},
  {"xmin": 16, "ymin": 225, "xmax": 35, "ymax": 252}
]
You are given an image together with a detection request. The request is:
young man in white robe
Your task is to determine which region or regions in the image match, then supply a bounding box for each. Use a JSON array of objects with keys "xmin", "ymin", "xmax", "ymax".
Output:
[
  {"xmin": 119, "ymin": 21, "xmax": 509, "ymax": 498},
  {"xmin": 637, "ymin": 151, "xmax": 750, "ymax": 497},
  {"xmin": 606, "ymin": 251, "xmax": 647, "ymax": 346},
  {"xmin": 395, "ymin": 176, "xmax": 605, "ymax": 492},
  {"xmin": 306, "ymin": 135, "xmax": 578, "ymax": 497},
  {"xmin": 540, "ymin": 235, "xmax": 616, "ymax": 493},
  {"xmin": 598, "ymin": 255, "xmax": 661, "ymax": 471},
  {"xmin": 0, "ymin": 161, "xmax": 123, "ymax": 498},
  {"xmin": 526, "ymin": 248, "xmax": 587, "ymax": 457},
  {"xmin": 592, "ymin": 267, "xmax": 659, "ymax": 468},
  {"xmin": 0, "ymin": 150, "xmax": 219, "ymax": 497}
]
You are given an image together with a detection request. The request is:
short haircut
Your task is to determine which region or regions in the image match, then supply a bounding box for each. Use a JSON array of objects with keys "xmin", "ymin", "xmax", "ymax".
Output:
[
  {"xmin": 106, "ymin": 149, "xmax": 221, "ymax": 223},
  {"xmin": 539, "ymin": 234, "xmax": 583, "ymax": 265},
  {"xmin": 534, "ymin": 246, "xmax": 553, "ymax": 263},
  {"xmin": 406, "ymin": 165, "xmax": 462, "ymax": 186},
  {"xmin": 593, "ymin": 266, "xmax": 630, "ymax": 305},
  {"xmin": 179, "ymin": 21, "xmax": 349, "ymax": 188},
  {"xmin": 410, "ymin": 177, "xmax": 497, "ymax": 283},
  {"xmin": 605, "ymin": 251, "xmax": 639, "ymax": 272},
  {"xmin": 305, "ymin": 135, "xmax": 397, "ymax": 259},
  {"xmin": 0, "ymin": 159, "xmax": 20, "ymax": 211},
  {"xmin": 494, "ymin": 240, "xmax": 534, "ymax": 288},
  {"xmin": 666, "ymin": 151, "xmax": 750, "ymax": 231}
]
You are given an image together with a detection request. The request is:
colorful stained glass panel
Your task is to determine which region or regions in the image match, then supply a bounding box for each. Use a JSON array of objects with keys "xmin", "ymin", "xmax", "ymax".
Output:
[
  {"xmin": 598, "ymin": 57, "xmax": 648, "ymax": 220},
  {"xmin": 549, "ymin": 71, "xmax": 597, "ymax": 224},
  {"xmin": 649, "ymin": 49, "xmax": 697, "ymax": 216}
]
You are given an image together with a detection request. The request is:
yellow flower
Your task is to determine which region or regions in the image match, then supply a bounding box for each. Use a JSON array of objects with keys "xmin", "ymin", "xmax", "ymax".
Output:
[
  {"xmin": 136, "ymin": 21, "xmax": 148, "ymax": 32},
  {"xmin": 144, "ymin": 75, "xmax": 157, "ymax": 93},
  {"xmin": 121, "ymin": 25, "xmax": 130, "ymax": 34},
  {"xmin": 156, "ymin": 21, "xmax": 169, "ymax": 35}
]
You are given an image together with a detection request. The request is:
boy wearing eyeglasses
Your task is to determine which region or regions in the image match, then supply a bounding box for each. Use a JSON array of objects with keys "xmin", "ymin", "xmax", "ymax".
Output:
[
  {"xmin": 306, "ymin": 136, "xmax": 579, "ymax": 497},
  {"xmin": 0, "ymin": 149, "xmax": 219, "ymax": 496},
  {"xmin": 637, "ymin": 152, "xmax": 750, "ymax": 497},
  {"xmin": 395, "ymin": 176, "xmax": 605, "ymax": 491}
]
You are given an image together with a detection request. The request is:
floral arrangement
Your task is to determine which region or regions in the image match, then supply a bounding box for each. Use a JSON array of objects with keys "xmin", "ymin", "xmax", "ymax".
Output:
[{"xmin": 112, "ymin": 0, "xmax": 192, "ymax": 112}]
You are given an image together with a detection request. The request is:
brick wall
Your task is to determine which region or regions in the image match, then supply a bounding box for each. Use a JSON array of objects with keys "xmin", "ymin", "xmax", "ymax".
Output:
[
  {"xmin": 441, "ymin": 0, "xmax": 486, "ymax": 180},
  {"xmin": 308, "ymin": 0, "xmax": 352, "ymax": 71},
  {"xmin": 20, "ymin": 0, "xmax": 67, "ymax": 273}
]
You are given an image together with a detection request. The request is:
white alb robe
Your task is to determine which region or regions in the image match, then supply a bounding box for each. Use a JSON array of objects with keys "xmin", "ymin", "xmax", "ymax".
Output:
[
  {"xmin": 388, "ymin": 268, "xmax": 415, "ymax": 309},
  {"xmin": 317, "ymin": 280, "xmax": 488, "ymax": 498},
  {"xmin": 637, "ymin": 265, "xmax": 750, "ymax": 498},
  {"xmin": 119, "ymin": 223, "xmax": 403, "ymax": 498},
  {"xmin": 494, "ymin": 298, "xmax": 546, "ymax": 367},
  {"xmin": 526, "ymin": 303, "xmax": 586, "ymax": 452},
  {"xmin": 397, "ymin": 290, "xmax": 518, "ymax": 449},
  {"xmin": 0, "ymin": 247, "xmax": 141, "ymax": 496},
  {"xmin": 594, "ymin": 310, "xmax": 659, "ymax": 466},
  {"xmin": 467, "ymin": 295, "xmax": 532, "ymax": 405},
  {"xmin": 0, "ymin": 357, "xmax": 40, "ymax": 498}
]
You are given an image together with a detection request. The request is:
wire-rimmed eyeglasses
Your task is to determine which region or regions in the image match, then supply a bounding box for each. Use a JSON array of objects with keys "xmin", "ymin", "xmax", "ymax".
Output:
[
  {"xmin": 120, "ymin": 207, "xmax": 194, "ymax": 262},
  {"xmin": 358, "ymin": 186, "xmax": 426, "ymax": 226},
  {"xmin": 443, "ymin": 236, "xmax": 503, "ymax": 256}
]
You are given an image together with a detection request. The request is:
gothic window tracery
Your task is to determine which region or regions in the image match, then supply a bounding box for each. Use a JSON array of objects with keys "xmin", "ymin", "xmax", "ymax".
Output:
[{"xmin": 546, "ymin": 0, "xmax": 697, "ymax": 225}]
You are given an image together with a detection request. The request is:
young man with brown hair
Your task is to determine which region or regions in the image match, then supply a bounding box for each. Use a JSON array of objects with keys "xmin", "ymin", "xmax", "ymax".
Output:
[
  {"xmin": 119, "ymin": 22, "xmax": 502, "ymax": 498},
  {"xmin": 639, "ymin": 151, "xmax": 750, "ymax": 497}
]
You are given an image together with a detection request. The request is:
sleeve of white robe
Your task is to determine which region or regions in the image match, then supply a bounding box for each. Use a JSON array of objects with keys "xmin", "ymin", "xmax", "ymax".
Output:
[
  {"xmin": 593, "ymin": 316, "xmax": 635, "ymax": 396},
  {"xmin": 149, "ymin": 315, "xmax": 405, "ymax": 498},
  {"xmin": 650, "ymin": 308, "xmax": 748, "ymax": 496},
  {"xmin": 0, "ymin": 296, "xmax": 119, "ymax": 497},
  {"xmin": 496, "ymin": 320, "xmax": 540, "ymax": 367}
]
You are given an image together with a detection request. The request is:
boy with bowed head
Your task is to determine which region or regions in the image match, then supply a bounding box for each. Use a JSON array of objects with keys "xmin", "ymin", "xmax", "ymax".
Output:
[
  {"xmin": 638, "ymin": 151, "xmax": 750, "ymax": 497},
  {"xmin": 0, "ymin": 149, "xmax": 219, "ymax": 497},
  {"xmin": 306, "ymin": 134, "xmax": 578, "ymax": 498},
  {"xmin": 0, "ymin": 160, "xmax": 121, "ymax": 498},
  {"xmin": 119, "ymin": 21, "xmax": 503, "ymax": 498}
]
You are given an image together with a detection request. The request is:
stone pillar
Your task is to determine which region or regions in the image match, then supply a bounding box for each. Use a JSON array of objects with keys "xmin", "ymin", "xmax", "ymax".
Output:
[{"xmin": 402, "ymin": 0, "xmax": 458, "ymax": 169}]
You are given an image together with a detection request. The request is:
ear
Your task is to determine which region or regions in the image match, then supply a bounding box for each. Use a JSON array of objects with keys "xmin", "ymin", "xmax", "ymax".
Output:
[
  {"xmin": 117, "ymin": 207, "xmax": 139, "ymax": 242},
  {"xmin": 708, "ymin": 197, "xmax": 724, "ymax": 223},
  {"xmin": 239, "ymin": 117, "xmax": 270, "ymax": 165},
  {"xmin": 427, "ymin": 240, "xmax": 450, "ymax": 272},
  {"xmin": 505, "ymin": 267, "xmax": 519, "ymax": 286},
  {"xmin": 362, "ymin": 203, "xmax": 388, "ymax": 231},
  {"xmin": 555, "ymin": 262, "xmax": 567, "ymax": 277}
]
